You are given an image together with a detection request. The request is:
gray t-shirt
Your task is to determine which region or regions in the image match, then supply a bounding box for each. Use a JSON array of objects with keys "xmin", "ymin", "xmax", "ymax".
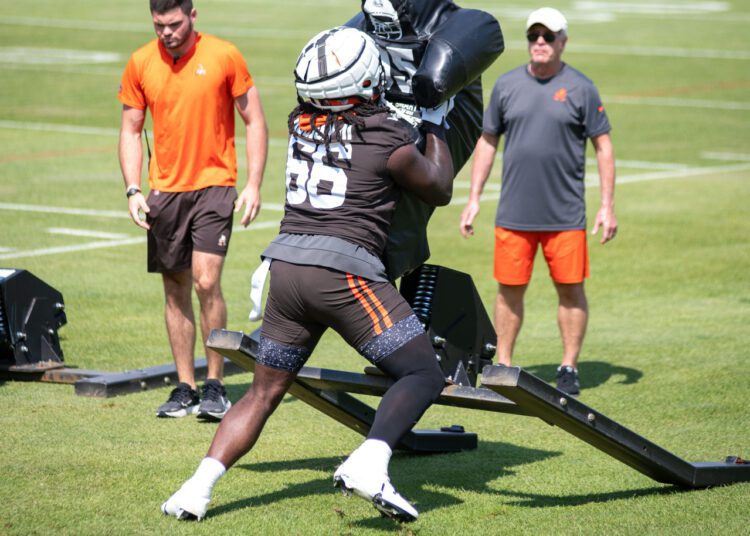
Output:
[{"xmin": 484, "ymin": 63, "xmax": 611, "ymax": 230}]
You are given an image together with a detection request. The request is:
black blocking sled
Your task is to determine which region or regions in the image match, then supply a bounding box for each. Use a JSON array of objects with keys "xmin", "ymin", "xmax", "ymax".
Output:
[{"xmin": 208, "ymin": 264, "xmax": 750, "ymax": 490}]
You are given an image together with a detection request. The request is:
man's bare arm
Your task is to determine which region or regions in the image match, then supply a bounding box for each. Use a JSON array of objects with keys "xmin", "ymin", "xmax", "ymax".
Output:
[
  {"xmin": 234, "ymin": 86, "xmax": 269, "ymax": 226},
  {"xmin": 119, "ymin": 105, "xmax": 150, "ymax": 230}
]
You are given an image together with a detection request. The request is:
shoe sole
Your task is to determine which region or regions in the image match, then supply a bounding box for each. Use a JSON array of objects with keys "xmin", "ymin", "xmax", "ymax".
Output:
[
  {"xmin": 156, "ymin": 405, "xmax": 199, "ymax": 418},
  {"xmin": 373, "ymin": 493, "xmax": 417, "ymax": 523},
  {"xmin": 196, "ymin": 411, "xmax": 225, "ymax": 422},
  {"xmin": 161, "ymin": 502, "xmax": 203, "ymax": 521},
  {"xmin": 196, "ymin": 401, "xmax": 231, "ymax": 421},
  {"xmin": 333, "ymin": 476, "xmax": 417, "ymax": 523},
  {"xmin": 334, "ymin": 476, "xmax": 352, "ymax": 495}
]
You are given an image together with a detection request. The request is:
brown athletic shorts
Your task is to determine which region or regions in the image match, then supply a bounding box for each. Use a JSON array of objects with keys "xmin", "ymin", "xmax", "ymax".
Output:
[
  {"xmin": 146, "ymin": 186, "xmax": 237, "ymax": 273},
  {"xmin": 258, "ymin": 260, "xmax": 424, "ymax": 372}
]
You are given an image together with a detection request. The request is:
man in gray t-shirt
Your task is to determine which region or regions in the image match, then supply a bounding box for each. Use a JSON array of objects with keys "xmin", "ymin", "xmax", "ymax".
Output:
[{"xmin": 459, "ymin": 7, "xmax": 618, "ymax": 394}]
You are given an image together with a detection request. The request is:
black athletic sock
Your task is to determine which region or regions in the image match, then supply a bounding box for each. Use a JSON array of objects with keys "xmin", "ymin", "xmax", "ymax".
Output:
[{"xmin": 367, "ymin": 334, "xmax": 445, "ymax": 448}]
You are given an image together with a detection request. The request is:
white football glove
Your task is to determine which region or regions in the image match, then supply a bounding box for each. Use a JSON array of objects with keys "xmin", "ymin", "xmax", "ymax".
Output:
[{"xmin": 419, "ymin": 97, "xmax": 455, "ymax": 128}]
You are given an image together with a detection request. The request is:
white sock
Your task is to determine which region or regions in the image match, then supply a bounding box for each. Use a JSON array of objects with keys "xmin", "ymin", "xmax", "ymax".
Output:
[
  {"xmin": 187, "ymin": 457, "xmax": 226, "ymax": 497},
  {"xmin": 349, "ymin": 439, "xmax": 392, "ymax": 477}
]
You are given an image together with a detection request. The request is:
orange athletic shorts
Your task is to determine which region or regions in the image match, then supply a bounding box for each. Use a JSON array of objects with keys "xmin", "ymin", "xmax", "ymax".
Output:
[{"xmin": 494, "ymin": 227, "xmax": 589, "ymax": 285}]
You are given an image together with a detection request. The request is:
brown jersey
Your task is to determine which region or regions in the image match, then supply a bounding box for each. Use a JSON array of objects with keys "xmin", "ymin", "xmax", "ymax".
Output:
[{"xmin": 279, "ymin": 111, "xmax": 416, "ymax": 256}]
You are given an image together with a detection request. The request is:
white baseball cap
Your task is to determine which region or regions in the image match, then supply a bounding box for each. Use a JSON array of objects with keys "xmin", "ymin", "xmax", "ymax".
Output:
[{"xmin": 526, "ymin": 7, "xmax": 568, "ymax": 33}]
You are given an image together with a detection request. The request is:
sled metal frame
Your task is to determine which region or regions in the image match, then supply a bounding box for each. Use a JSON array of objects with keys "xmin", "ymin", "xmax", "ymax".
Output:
[
  {"xmin": 208, "ymin": 328, "xmax": 530, "ymax": 453},
  {"xmin": 480, "ymin": 365, "xmax": 750, "ymax": 488},
  {"xmin": 208, "ymin": 328, "xmax": 750, "ymax": 488},
  {"xmin": 0, "ymin": 358, "xmax": 245, "ymax": 398}
]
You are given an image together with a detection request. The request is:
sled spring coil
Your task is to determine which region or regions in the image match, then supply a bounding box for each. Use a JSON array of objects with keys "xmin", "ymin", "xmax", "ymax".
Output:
[{"xmin": 412, "ymin": 265, "xmax": 439, "ymax": 325}]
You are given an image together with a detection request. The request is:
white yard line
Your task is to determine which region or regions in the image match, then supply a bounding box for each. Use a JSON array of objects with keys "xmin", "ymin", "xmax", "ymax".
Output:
[
  {"xmin": 450, "ymin": 162, "xmax": 750, "ymax": 205},
  {"xmin": 1, "ymin": 63, "xmax": 124, "ymax": 76},
  {"xmin": 503, "ymin": 42, "xmax": 750, "ymax": 61},
  {"xmin": 701, "ymin": 152, "xmax": 750, "ymax": 162},
  {"xmin": 450, "ymin": 192, "xmax": 503, "ymax": 207},
  {"xmin": 0, "ymin": 16, "xmax": 146, "ymax": 33},
  {"xmin": 0, "ymin": 201, "xmax": 283, "ymax": 218},
  {"xmin": 0, "ymin": 120, "xmax": 288, "ymax": 147},
  {"xmin": 573, "ymin": 1, "xmax": 730, "ymax": 15},
  {"xmin": 454, "ymin": 159, "xmax": 691, "ymax": 190},
  {"xmin": 0, "ymin": 220, "xmax": 281, "ymax": 261},
  {"xmin": 604, "ymin": 96, "xmax": 750, "ymax": 111},
  {"xmin": 0, "ymin": 236, "xmax": 146, "ymax": 261},
  {"xmin": 482, "ymin": 3, "xmax": 750, "ymax": 23},
  {"xmin": 0, "ymin": 120, "xmax": 118, "ymax": 137},
  {"xmin": 453, "ymin": 181, "xmax": 501, "ymax": 191},
  {"xmin": 0, "ymin": 202, "xmax": 127, "ymax": 218},
  {"xmin": 611, "ymin": 159, "xmax": 690, "ymax": 170},
  {"xmin": 47, "ymin": 227, "xmax": 131, "ymax": 240},
  {"xmin": 0, "ymin": 47, "xmax": 122, "ymax": 64},
  {"xmin": 603, "ymin": 162, "xmax": 750, "ymax": 184},
  {"xmin": 0, "ymin": 61, "xmax": 292, "ymax": 86}
]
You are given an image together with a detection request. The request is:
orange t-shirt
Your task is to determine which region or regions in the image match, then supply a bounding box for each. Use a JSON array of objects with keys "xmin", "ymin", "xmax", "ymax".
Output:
[{"xmin": 118, "ymin": 33, "xmax": 254, "ymax": 192}]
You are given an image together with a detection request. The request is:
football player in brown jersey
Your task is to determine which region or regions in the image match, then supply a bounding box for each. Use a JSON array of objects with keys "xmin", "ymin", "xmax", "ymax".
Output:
[{"xmin": 162, "ymin": 27, "xmax": 454, "ymax": 523}]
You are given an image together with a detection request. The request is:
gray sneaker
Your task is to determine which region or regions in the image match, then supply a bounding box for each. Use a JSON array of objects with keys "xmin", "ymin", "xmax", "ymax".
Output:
[
  {"xmin": 157, "ymin": 383, "xmax": 200, "ymax": 418},
  {"xmin": 555, "ymin": 366, "xmax": 580, "ymax": 395},
  {"xmin": 197, "ymin": 380, "xmax": 231, "ymax": 421}
]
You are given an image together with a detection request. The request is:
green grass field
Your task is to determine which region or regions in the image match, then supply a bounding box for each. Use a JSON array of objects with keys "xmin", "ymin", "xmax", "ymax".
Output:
[{"xmin": 1, "ymin": 1, "xmax": 749, "ymax": 534}]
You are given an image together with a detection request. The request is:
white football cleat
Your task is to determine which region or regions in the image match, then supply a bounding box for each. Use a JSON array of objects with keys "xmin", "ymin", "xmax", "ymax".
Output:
[
  {"xmin": 161, "ymin": 481, "xmax": 210, "ymax": 521},
  {"xmin": 333, "ymin": 459, "xmax": 418, "ymax": 522}
]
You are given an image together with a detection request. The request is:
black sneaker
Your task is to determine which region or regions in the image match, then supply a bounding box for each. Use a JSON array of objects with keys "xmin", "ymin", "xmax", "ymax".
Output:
[
  {"xmin": 156, "ymin": 383, "xmax": 200, "ymax": 418},
  {"xmin": 197, "ymin": 380, "xmax": 231, "ymax": 421},
  {"xmin": 556, "ymin": 366, "xmax": 580, "ymax": 395}
]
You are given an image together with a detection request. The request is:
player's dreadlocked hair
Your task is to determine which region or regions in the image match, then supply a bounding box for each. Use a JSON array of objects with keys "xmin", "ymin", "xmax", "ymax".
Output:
[
  {"xmin": 288, "ymin": 101, "xmax": 388, "ymax": 141},
  {"xmin": 287, "ymin": 100, "xmax": 390, "ymax": 162}
]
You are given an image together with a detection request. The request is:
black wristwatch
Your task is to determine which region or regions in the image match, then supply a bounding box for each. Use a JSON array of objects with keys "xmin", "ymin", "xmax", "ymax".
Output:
[{"xmin": 126, "ymin": 185, "xmax": 142, "ymax": 198}]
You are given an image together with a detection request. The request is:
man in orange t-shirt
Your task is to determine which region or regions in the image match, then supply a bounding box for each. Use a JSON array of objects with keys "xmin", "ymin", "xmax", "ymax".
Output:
[{"xmin": 118, "ymin": 0, "xmax": 268, "ymax": 420}]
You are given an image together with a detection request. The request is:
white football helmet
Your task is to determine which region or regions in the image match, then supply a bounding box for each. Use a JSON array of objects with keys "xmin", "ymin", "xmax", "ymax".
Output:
[{"xmin": 295, "ymin": 27, "xmax": 384, "ymax": 112}]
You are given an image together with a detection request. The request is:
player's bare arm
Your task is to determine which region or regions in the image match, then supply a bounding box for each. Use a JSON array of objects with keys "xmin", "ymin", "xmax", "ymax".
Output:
[{"xmin": 387, "ymin": 131, "xmax": 454, "ymax": 206}]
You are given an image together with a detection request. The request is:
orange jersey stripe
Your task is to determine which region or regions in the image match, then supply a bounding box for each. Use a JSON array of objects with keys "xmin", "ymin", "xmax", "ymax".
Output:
[
  {"xmin": 347, "ymin": 274, "xmax": 382, "ymax": 335},
  {"xmin": 356, "ymin": 276, "xmax": 393, "ymax": 329}
]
